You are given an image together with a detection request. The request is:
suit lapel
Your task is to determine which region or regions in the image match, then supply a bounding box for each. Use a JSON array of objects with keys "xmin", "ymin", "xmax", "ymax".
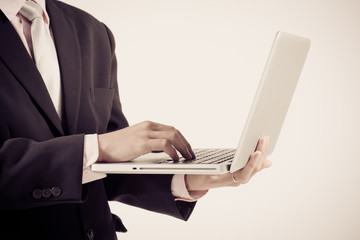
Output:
[
  {"xmin": 0, "ymin": 10, "xmax": 64, "ymax": 135},
  {"xmin": 46, "ymin": 0, "xmax": 82, "ymax": 135}
]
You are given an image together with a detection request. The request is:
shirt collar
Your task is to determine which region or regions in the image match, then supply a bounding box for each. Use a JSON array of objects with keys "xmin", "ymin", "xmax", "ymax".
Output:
[{"xmin": 0, "ymin": 0, "xmax": 49, "ymax": 24}]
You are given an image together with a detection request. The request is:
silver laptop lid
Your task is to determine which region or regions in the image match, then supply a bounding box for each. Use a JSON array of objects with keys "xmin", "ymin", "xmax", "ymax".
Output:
[{"xmin": 230, "ymin": 31, "xmax": 311, "ymax": 172}]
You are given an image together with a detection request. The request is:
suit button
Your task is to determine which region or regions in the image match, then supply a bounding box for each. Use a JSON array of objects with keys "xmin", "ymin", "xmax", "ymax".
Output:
[
  {"xmin": 42, "ymin": 188, "xmax": 52, "ymax": 198},
  {"xmin": 51, "ymin": 187, "xmax": 62, "ymax": 197},
  {"xmin": 86, "ymin": 228, "xmax": 95, "ymax": 240},
  {"xmin": 32, "ymin": 189, "xmax": 42, "ymax": 199}
]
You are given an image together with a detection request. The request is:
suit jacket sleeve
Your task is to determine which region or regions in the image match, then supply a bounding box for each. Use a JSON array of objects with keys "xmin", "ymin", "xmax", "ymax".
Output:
[{"xmin": 0, "ymin": 135, "xmax": 85, "ymax": 209}]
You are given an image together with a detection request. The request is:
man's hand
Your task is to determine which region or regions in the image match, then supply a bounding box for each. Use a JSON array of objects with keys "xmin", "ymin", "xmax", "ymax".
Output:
[
  {"xmin": 185, "ymin": 136, "xmax": 271, "ymax": 191},
  {"xmin": 97, "ymin": 121, "xmax": 195, "ymax": 162}
]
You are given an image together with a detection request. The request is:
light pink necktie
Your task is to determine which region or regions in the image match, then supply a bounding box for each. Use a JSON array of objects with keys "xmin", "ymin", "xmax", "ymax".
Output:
[{"xmin": 20, "ymin": 1, "xmax": 62, "ymax": 118}]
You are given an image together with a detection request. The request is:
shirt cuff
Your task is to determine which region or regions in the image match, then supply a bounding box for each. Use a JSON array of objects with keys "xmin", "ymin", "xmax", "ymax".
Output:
[
  {"xmin": 171, "ymin": 174, "xmax": 208, "ymax": 202},
  {"xmin": 82, "ymin": 134, "xmax": 107, "ymax": 184}
]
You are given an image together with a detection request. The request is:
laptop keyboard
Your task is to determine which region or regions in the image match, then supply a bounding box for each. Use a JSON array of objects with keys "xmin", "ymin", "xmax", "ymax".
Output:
[{"xmin": 179, "ymin": 148, "xmax": 236, "ymax": 164}]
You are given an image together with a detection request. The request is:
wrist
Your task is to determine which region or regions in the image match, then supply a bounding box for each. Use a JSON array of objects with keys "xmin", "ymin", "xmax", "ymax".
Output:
[
  {"xmin": 185, "ymin": 174, "xmax": 211, "ymax": 191},
  {"xmin": 97, "ymin": 133, "xmax": 106, "ymax": 162},
  {"xmin": 173, "ymin": 175, "xmax": 207, "ymax": 201}
]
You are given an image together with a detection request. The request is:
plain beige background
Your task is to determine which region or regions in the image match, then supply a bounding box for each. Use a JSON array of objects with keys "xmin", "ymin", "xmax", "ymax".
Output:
[{"xmin": 62, "ymin": 0, "xmax": 360, "ymax": 239}]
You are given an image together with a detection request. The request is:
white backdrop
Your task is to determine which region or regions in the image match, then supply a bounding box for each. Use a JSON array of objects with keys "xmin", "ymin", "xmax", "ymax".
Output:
[{"xmin": 62, "ymin": 0, "xmax": 360, "ymax": 239}]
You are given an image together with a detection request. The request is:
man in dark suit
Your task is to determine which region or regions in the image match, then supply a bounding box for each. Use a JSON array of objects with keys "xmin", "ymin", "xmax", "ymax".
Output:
[{"xmin": 0, "ymin": 0, "xmax": 271, "ymax": 239}]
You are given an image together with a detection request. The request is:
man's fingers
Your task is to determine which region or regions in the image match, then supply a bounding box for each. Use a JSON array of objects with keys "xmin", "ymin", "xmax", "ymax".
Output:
[
  {"xmin": 251, "ymin": 136, "xmax": 270, "ymax": 172},
  {"xmin": 174, "ymin": 130, "xmax": 196, "ymax": 159},
  {"xmin": 233, "ymin": 151, "xmax": 262, "ymax": 184},
  {"xmin": 148, "ymin": 139, "xmax": 179, "ymax": 161},
  {"xmin": 150, "ymin": 122, "xmax": 194, "ymax": 156},
  {"xmin": 256, "ymin": 136, "xmax": 269, "ymax": 155},
  {"xmin": 145, "ymin": 121, "xmax": 174, "ymax": 131},
  {"xmin": 249, "ymin": 158, "xmax": 272, "ymax": 179},
  {"xmin": 145, "ymin": 122, "xmax": 194, "ymax": 160},
  {"xmin": 263, "ymin": 158, "xmax": 272, "ymax": 168}
]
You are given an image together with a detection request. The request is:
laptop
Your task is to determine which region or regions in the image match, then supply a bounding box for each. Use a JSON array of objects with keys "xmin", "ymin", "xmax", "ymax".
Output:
[{"xmin": 91, "ymin": 31, "xmax": 311, "ymax": 175}]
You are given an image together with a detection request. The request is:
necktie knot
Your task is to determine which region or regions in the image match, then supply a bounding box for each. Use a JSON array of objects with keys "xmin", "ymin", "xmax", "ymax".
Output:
[{"xmin": 19, "ymin": 1, "xmax": 43, "ymax": 22}]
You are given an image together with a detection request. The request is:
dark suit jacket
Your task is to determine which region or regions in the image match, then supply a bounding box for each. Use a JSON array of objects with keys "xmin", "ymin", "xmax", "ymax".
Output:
[{"xmin": 0, "ymin": 1, "xmax": 195, "ymax": 239}]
